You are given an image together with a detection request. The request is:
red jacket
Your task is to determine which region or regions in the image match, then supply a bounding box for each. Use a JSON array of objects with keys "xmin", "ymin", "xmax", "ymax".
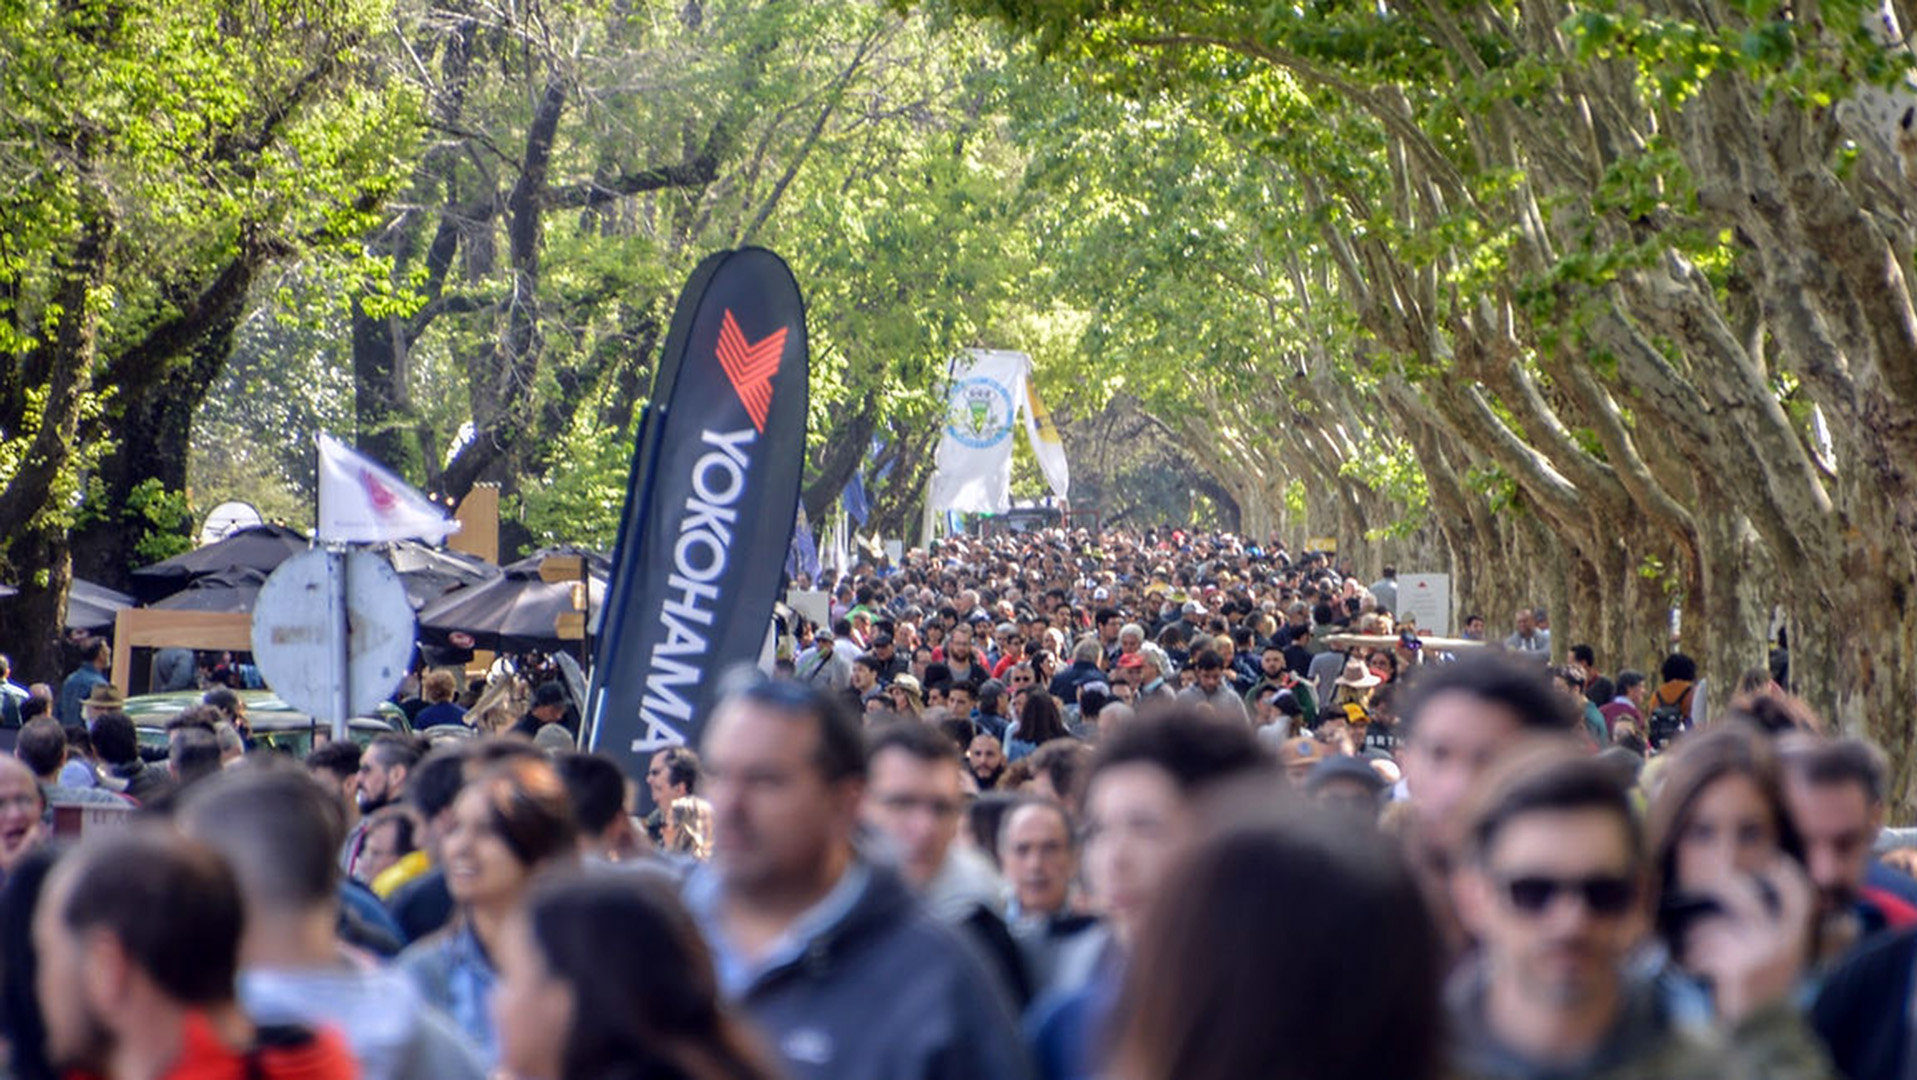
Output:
[{"xmin": 75, "ymin": 1012, "xmax": 358, "ymax": 1080}]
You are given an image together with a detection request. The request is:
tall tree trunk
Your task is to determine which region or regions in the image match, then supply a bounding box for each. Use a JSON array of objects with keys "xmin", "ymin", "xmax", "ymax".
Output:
[
  {"xmin": 72, "ymin": 285, "xmax": 251, "ymax": 587},
  {"xmin": 0, "ymin": 186, "xmax": 114, "ymax": 682}
]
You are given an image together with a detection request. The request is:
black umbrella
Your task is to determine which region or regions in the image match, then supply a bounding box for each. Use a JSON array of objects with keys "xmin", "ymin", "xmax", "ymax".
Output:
[
  {"xmin": 148, "ymin": 567, "xmax": 268, "ymax": 614},
  {"xmin": 416, "ymin": 548, "xmax": 606, "ymax": 653},
  {"xmin": 66, "ymin": 579, "xmax": 133, "ymax": 632},
  {"xmin": 129, "ymin": 523, "xmax": 309, "ymax": 603},
  {"xmin": 381, "ymin": 540, "xmax": 501, "ymax": 610}
]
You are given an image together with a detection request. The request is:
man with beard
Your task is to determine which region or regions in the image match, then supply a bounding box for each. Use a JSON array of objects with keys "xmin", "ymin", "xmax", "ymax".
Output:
[
  {"xmin": 1245, "ymin": 642, "xmax": 1318, "ymax": 726},
  {"xmin": 944, "ymin": 625, "xmax": 992, "ymax": 688},
  {"xmin": 1797, "ymin": 738, "xmax": 1917, "ymax": 1080},
  {"xmin": 967, "ymin": 733, "xmax": 1007, "ymax": 791},
  {"xmin": 33, "ymin": 829, "xmax": 357, "ymax": 1080},
  {"xmin": 344, "ymin": 734, "xmax": 424, "ymax": 878},
  {"xmin": 1448, "ymin": 745, "xmax": 1830, "ymax": 1079}
]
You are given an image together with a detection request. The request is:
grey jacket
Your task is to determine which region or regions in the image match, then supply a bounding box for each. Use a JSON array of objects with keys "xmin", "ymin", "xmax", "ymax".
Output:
[{"xmin": 686, "ymin": 859, "xmax": 1035, "ymax": 1080}]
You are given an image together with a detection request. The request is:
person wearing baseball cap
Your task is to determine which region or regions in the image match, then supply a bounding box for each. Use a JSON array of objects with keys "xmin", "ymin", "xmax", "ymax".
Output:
[
  {"xmin": 866, "ymin": 632, "xmax": 907, "ymax": 683},
  {"xmin": 510, "ymin": 681, "xmax": 576, "ymax": 739},
  {"xmin": 1132, "ymin": 645, "xmax": 1175, "ymax": 707}
]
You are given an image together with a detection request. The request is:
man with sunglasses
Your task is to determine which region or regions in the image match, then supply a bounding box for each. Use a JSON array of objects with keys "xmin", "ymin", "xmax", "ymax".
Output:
[{"xmin": 1450, "ymin": 746, "xmax": 1833, "ymax": 1080}]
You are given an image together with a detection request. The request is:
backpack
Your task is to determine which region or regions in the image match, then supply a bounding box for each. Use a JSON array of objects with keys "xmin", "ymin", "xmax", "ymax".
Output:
[
  {"xmin": 1647, "ymin": 704, "xmax": 1685, "ymax": 751},
  {"xmin": 1647, "ymin": 684, "xmax": 1691, "ymax": 751}
]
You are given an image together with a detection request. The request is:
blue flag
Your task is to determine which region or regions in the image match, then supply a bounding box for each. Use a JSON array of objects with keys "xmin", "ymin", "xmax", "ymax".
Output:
[
  {"xmin": 842, "ymin": 469, "xmax": 870, "ymax": 528},
  {"xmin": 787, "ymin": 509, "xmax": 821, "ymax": 580}
]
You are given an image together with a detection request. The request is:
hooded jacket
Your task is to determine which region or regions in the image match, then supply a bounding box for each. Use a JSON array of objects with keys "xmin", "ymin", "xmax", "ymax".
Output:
[
  {"xmin": 685, "ymin": 859, "xmax": 1034, "ymax": 1080},
  {"xmin": 110, "ymin": 758, "xmax": 174, "ymax": 805},
  {"xmin": 240, "ymin": 965, "xmax": 486, "ymax": 1080}
]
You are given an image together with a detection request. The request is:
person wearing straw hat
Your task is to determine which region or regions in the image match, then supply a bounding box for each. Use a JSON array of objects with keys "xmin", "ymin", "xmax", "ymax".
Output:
[
  {"xmin": 888, "ymin": 674, "xmax": 925, "ymax": 719},
  {"xmin": 1330, "ymin": 656, "xmax": 1381, "ymax": 728}
]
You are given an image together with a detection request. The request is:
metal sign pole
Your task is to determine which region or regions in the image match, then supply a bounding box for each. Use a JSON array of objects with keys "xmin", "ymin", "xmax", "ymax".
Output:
[{"xmin": 326, "ymin": 547, "xmax": 351, "ymax": 744}]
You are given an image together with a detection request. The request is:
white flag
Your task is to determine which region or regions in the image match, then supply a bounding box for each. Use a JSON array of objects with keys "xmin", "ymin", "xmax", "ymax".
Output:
[
  {"xmin": 1023, "ymin": 378, "xmax": 1069, "ymax": 502},
  {"xmin": 316, "ymin": 433, "xmax": 461, "ymax": 544},
  {"xmin": 929, "ymin": 350, "xmax": 1029, "ymax": 514}
]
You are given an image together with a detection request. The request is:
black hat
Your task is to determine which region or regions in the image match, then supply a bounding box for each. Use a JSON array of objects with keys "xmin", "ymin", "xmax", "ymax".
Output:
[{"xmin": 533, "ymin": 681, "xmax": 568, "ymax": 708}]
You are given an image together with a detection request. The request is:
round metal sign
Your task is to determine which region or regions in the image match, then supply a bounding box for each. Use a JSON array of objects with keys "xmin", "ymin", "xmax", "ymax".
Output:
[{"xmin": 251, "ymin": 548, "xmax": 417, "ymax": 720}]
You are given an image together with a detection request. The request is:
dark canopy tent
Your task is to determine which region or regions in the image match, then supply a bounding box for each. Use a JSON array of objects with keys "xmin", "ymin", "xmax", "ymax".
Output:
[
  {"xmin": 66, "ymin": 580, "xmax": 133, "ymax": 633},
  {"xmin": 382, "ymin": 540, "xmax": 500, "ymax": 610},
  {"xmin": 146, "ymin": 568, "xmax": 268, "ymax": 615},
  {"xmin": 417, "ymin": 548, "xmax": 606, "ymax": 653},
  {"xmin": 128, "ymin": 523, "xmax": 308, "ymax": 603}
]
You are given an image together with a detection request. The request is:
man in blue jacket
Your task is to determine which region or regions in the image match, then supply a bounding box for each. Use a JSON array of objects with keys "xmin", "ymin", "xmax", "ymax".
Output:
[
  {"xmin": 55, "ymin": 638, "xmax": 110, "ymax": 729},
  {"xmin": 684, "ymin": 678, "xmax": 1033, "ymax": 1080}
]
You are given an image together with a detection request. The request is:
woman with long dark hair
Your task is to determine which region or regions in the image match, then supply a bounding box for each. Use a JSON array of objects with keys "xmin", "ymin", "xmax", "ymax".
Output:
[
  {"xmin": 492, "ymin": 873, "xmax": 779, "ymax": 1080},
  {"xmin": 1646, "ymin": 723, "xmax": 1817, "ymax": 1027},
  {"xmin": 1004, "ymin": 691, "xmax": 1072, "ymax": 762},
  {"xmin": 1105, "ymin": 810, "xmax": 1443, "ymax": 1080}
]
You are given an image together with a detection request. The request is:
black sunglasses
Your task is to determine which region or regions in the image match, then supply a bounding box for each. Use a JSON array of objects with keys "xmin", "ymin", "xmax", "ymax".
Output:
[{"xmin": 1498, "ymin": 874, "xmax": 1637, "ymax": 917}]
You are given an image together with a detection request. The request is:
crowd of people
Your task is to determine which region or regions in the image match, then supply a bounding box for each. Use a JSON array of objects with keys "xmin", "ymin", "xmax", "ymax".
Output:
[{"xmin": 0, "ymin": 526, "xmax": 1906, "ymax": 1080}]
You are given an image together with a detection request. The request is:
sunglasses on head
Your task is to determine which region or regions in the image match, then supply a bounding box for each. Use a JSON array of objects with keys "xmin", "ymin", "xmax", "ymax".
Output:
[{"xmin": 1497, "ymin": 873, "xmax": 1637, "ymax": 916}]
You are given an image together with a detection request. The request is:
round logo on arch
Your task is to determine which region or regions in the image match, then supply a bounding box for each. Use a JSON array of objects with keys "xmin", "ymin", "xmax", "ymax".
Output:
[{"xmin": 945, "ymin": 377, "xmax": 1015, "ymax": 449}]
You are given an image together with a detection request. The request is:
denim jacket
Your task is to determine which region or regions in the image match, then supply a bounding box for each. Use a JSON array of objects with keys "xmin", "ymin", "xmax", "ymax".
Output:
[{"xmin": 396, "ymin": 917, "xmax": 496, "ymax": 1068}]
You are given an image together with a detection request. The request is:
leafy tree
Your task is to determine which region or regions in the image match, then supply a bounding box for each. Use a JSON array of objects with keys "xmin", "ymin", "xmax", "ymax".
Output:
[
  {"xmin": 0, "ymin": 0, "xmax": 414, "ymax": 675},
  {"xmin": 941, "ymin": 0, "xmax": 1917, "ymax": 803}
]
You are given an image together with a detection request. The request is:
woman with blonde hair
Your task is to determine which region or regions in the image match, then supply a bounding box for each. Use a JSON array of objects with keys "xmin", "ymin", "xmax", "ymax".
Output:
[
  {"xmin": 663, "ymin": 795, "xmax": 713, "ymax": 861},
  {"xmin": 887, "ymin": 674, "xmax": 925, "ymax": 719},
  {"xmin": 468, "ymin": 675, "xmax": 527, "ymax": 736}
]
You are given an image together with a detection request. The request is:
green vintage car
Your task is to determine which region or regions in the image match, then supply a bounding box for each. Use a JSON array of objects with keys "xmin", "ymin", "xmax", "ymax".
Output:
[{"xmin": 125, "ymin": 689, "xmax": 411, "ymax": 760}]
